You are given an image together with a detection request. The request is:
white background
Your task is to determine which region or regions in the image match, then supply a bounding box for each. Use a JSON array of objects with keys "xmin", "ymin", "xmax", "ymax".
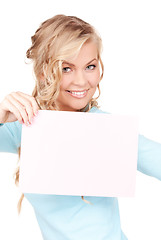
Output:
[{"xmin": 0, "ymin": 0, "xmax": 161, "ymax": 239}]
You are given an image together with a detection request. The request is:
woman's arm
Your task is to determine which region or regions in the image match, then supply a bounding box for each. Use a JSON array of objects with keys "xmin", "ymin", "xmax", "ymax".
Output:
[
  {"xmin": 0, "ymin": 91, "xmax": 39, "ymax": 154},
  {"xmin": 0, "ymin": 121, "xmax": 22, "ymax": 154},
  {"xmin": 0, "ymin": 91, "xmax": 39, "ymax": 125},
  {"xmin": 137, "ymin": 135, "xmax": 161, "ymax": 181}
]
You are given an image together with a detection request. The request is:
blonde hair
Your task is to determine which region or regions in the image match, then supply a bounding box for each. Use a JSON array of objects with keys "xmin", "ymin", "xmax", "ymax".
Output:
[{"xmin": 14, "ymin": 14, "xmax": 104, "ymax": 213}]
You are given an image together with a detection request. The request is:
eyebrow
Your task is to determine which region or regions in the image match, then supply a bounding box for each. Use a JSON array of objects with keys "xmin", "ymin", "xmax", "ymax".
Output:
[{"xmin": 62, "ymin": 58, "xmax": 97, "ymax": 67}]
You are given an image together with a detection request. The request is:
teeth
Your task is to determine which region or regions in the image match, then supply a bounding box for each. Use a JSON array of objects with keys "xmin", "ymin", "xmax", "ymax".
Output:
[{"xmin": 70, "ymin": 91, "xmax": 86, "ymax": 95}]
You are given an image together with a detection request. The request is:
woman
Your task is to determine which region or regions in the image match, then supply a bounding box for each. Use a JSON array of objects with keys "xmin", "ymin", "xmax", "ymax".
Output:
[{"xmin": 0, "ymin": 14, "xmax": 161, "ymax": 240}]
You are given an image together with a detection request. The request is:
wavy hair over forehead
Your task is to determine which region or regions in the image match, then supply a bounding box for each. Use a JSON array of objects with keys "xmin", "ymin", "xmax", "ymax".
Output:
[{"xmin": 26, "ymin": 14, "xmax": 104, "ymax": 111}]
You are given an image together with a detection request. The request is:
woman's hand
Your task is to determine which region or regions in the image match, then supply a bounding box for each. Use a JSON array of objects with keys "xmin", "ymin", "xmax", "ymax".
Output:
[{"xmin": 0, "ymin": 91, "xmax": 39, "ymax": 125}]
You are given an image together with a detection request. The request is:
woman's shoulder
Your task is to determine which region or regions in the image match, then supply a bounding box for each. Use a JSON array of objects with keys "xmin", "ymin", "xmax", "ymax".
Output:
[{"xmin": 89, "ymin": 106, "xmax": 110, "ymax": 114}]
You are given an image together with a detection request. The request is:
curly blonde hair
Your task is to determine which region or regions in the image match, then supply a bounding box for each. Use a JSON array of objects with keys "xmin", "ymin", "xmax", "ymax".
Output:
[{"xmin": 14, "ymin": 14, "xmax": 104, "ymax": 213}]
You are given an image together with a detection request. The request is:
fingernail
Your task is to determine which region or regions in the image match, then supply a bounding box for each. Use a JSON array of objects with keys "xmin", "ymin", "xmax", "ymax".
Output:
[
  {"xmin": 26, "ymin": 121, "xmax": 30, "ymax": 126},
  {"xmin": 34, "ymin": 111, "xmax": 38, "ymax": 116}
]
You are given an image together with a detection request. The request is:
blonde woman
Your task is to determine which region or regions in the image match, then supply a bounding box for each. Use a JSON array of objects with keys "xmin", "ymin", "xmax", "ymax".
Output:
[{"xmin": 0, "ymin": 14, "xmax": 161, "ymax": 240}]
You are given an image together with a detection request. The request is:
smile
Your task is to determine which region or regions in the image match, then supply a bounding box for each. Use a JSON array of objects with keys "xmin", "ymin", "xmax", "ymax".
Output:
[{"xmin": 66, "ymin": 90, "xmax": 88, "ymax": 98}]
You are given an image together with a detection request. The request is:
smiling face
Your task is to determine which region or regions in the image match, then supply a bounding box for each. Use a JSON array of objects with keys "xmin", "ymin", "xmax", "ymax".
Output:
[{"xmin": 55, "ymin": 40, "xmax": 101, "ymax": 111}]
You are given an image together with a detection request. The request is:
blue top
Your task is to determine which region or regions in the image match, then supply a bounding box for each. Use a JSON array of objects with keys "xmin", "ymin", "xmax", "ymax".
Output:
[{"xmin": 0, "ymin": 106, "xmax": 161, "ymax": 240}]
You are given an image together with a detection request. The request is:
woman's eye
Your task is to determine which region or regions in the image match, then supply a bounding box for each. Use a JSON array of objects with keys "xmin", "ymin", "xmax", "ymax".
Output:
[
  {"xmin": 86, "ymin": 65, "xmax": 96, "ymax": 70},
  {"xmin": 62, "ymin": 67, "xmax": 71, "ymax": 73}
]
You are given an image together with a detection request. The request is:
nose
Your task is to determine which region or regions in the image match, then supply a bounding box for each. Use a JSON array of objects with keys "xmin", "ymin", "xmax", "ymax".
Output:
[{"xmin": 73, "ymin": 70, "xmax": 87, "ymax": 87}]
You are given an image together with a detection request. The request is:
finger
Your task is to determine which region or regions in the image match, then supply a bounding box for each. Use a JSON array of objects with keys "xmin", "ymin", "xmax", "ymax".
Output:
[
  {"xmin": 6, "ymin": 94, "xmax": 30, "ymax": 125},
  {"xmin": 2, "ymin": 98, "xmax": 24, "ymax": 124},
  {"xmin": 10, "ymin": 92, "xmax": 35, "ymax": 124},
  {"xmin": 17, "ymin": 92, "xmax": 39, "ymax": 116}
]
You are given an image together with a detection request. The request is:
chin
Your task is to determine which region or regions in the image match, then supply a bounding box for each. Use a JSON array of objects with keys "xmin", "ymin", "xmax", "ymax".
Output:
[{"xmin": 66, "ymin": 103, "xmax": 88, "ymax": 112}]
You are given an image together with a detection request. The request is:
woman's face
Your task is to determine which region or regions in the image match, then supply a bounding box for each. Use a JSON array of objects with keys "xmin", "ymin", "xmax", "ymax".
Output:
[{"xmin": 55, "ymin": 41, "xmax": 101, "ymax": 111}]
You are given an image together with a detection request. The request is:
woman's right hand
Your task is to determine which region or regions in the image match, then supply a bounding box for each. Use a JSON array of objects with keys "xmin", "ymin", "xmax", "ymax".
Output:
[{"xmin": 0, "ymin": 91, "xmax": 39, "ymax": 125}]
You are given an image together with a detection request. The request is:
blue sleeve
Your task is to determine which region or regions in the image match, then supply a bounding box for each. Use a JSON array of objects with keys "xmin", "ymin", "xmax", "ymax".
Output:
[
  {"xmin": 94, "ymin": 107, "xmax": 161, "ymax": 181},
  {"xmin": 0, "ymin": 121, "xmax": 22, "ymax": 154},
  {"xmin": 137, "ymin": 135, "xmax": 161, "ymax": 181}
]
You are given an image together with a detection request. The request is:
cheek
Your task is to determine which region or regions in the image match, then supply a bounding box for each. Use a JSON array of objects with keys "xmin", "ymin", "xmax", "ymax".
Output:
[
  {"xmin": 59, "ymin": 75, "xmax": 70, "ymax": 90},
  {"xmin": 89, "ymin": 71, "xmax": 100, "ymax": 87}
]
